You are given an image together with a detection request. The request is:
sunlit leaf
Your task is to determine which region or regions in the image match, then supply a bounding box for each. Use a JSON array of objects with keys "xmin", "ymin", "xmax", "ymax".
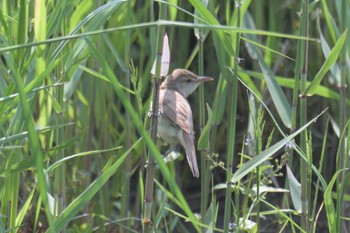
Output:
[
  {"xmin": 46, "ymin": 89, "xmax": 62, "ymax": 114},
  {"xmin": 15, "ymin": 187, "xmax": 36, "ymax": 227},
  {"xmin": 231, "ymin": 110, "xmax": 326, "ymax": 183},
  {"xmin": 239, "ymin": 218, "xmax": 257, "ymax": 233},
  {"xmin": 324, "ymin": 169, "xmax": 348, "ymax": 233},
  {"xmin": 286, "ymin": 165, "xmax": 302, "ymax": 213},
  {"xmin": 63, "ymin": 62, "xmax": 85, "ymax": 101},
  {"xmin": 317, "ymin": 21, "xmax": 341, "ymax": 85},
  {"xmin": 48, "ymin": 139, "xmax": 141, "ymax": 232},
  {"xmin": 258, "ymin": 57, "xmax": 292, "ymax": 128},
  {"xmin": 304, "ymin": 29, "xmax": 348, "ymax": 96},
  {"xmin": 198, "ymin": 103, "xmax": 212, "ymax": 150},
  {"xmin": 168, "ymin": 0, "xmax": 178, "ymax": 20},
  {"xmin": 47, "ymin": 146, "xmax": 122, "ymax": 172},
  {"xmin": 194, "ymin": 0, "xmax": 208, "ymax": 41},
  {"xmin": 151, "ymin": 33, "xmax": 170, "ymax": 77}
]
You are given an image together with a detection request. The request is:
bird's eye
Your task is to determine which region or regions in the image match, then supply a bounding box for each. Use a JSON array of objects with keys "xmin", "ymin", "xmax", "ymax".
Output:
[{"xmin": 186, "ymin": 79, "xmax": 191, "ymax": 83}]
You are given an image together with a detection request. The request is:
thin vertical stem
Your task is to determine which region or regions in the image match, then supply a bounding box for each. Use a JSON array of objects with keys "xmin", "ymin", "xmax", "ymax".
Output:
[
  {"xmin": 54, "ymin": 84, "xmax": 65, "ymax": 230},
  {"xmin": 223, "ymin": 1, "xmax": 241, "ymax": 232},
  {"xmin": 289, "ymin": 0, "xmax": 303, "ymax": 225},
  {"xmin": 9, "ymin": 168, "xmax": 19, "ymax": 232},
  {"xmin": 337, "ymin": 0, "xmax": 348, "ymax": 231},
  {"xmin": 53, "ymin": 4, "xmax": 67, "ymax": 230},
  {"xmin": 121, "ymin": 0, "xmax": 132, "ymax": 230},
  {"xmin": 16, "ymin": 0, "xmax": 28, "ymax": 63},
  {"xmin": 299, "ymin": 0, "xmax": 309, "ymax": 231},
  {"xmin": 143, "ymin": 2, "xmax": 167, "ymax": 233},
  {"xmin": 197, "ymin": 26, "xmax": 211, "ymax": 233}
]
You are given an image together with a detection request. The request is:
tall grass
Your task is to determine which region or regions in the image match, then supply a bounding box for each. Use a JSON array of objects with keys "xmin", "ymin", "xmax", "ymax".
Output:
[{"xmin": 0, "ymin": 0, "xmax": 349, "ymax": 232}]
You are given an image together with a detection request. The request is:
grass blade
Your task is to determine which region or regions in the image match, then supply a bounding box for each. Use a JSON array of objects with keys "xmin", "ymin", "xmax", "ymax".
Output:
[
  {"xmin": 304, "ymin": 29, "xmax": 348, "ymax": 96},
  {"xmin": 231, "ymin": 109, "xmax": 326, "ymax": 183}
]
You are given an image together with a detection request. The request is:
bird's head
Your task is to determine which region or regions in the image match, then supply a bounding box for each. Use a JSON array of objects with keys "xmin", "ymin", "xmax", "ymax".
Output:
[{"xmin": 161, "ymin": 69, "xmax": 213, "ymax": 97}]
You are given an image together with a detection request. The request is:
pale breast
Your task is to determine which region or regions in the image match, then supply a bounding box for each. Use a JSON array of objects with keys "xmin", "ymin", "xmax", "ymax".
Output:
[{"xmin": 157, "ymin": 115, "xmax": 179, "ymax": 145}]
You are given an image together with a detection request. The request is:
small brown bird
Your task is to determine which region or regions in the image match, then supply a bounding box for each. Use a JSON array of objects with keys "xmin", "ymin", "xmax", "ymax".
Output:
[{"xmin": 157, "ymin": 69, "xmax": 213, "ymax": 178}]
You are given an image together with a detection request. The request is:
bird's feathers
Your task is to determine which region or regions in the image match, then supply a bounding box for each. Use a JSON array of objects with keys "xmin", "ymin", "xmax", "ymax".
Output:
[
  {"xmin": 157, "ymin": 68, "xmax": 211, "ymax": 178},
  {"xmin": 158, "ymin": 88, "xmax": 199, "ymax": 178},
  {"xmin": 159, "ymin": 89, "xmax": 193, "ymax": 135},
  {"xmin": 181, "ymin": 130, "xmax": 199, "ymax": 178}
]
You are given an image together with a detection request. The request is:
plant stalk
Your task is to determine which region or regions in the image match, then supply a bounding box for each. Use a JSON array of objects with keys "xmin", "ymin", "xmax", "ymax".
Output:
[
  {"xmin": 197, "ymin": 29, "xmax": 211, "ymax": 233},
  {"xmin": 337, "ymin": 0, "xmax": 349, "ymax": 232},
  {"xmin": 299, "ymin": 0, "xmax": 310, "ymax": 231},
  {"xmin": 121, "ymin": 0, "xmax": 132, "ymax": 231},
  {"xmin": 223, "ymin": 1, "xmax": 241, "ymax": 232},
  {"xmin": 143, "ymin": 2, "xmax": 167, "ymax": 232}
]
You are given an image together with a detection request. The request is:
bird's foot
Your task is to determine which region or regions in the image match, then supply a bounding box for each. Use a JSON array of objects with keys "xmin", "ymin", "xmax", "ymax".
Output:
[{"xmin": 147, "ymin": 111, "xmax": 160, "ymax": 118}]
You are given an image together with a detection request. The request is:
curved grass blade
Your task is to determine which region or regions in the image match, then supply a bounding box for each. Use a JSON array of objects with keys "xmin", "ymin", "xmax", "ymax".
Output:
[
  {"xmin": 244, "ymin": 70, "xmax": 350, "ymax": 105},
  {"xmin": 194, "ymin": 0, "xmax": 208, "ymax": 41},
  {"xmin": 286, "ymin": 165, "xmax": 302, "ymax": 213},
  {"xmin": 47, "ymin": 146, "xmax": 122, "ymax": 172},
  {"xmin": 231, "ymin": 109, "xmax": 327, "ymax": 183},
  {"xmin": 198, "ymin": 103, "xmax": 212, "ymax": 150},
  {"xmin": 46, "ymin": 138, "xmax": 142, "ymax": 232},
  {"xmin": 187, "ymin": 0, "xmax": 235, "ymax": 56},
  {"xmin": 15, "ymin": 186, "xmax": 36, "ymax": 231},
  {"xmin": 304, "ymin": 29, "xmax": 348, "ymax": 96},
  {"xmin": 0, "ymin": 123, "xmax": 74, "ymax": 146},
  {"xmin": 151, "ymin": 33, "xmax": 170, "ymax": 77},
  {"xmin": 324, "ymin": 169, "xmax": 349, "ymax": 233},
  {"xmin": 0, "ymin": 21, "xmax": 317, "ymax": 54},
  {"xmin": 257, "ymin": 54, "xmax": 292, "ymax": 128},
  {"xmin": 317, "ymin": 17, "xmax": 341, "ymax": 85}
]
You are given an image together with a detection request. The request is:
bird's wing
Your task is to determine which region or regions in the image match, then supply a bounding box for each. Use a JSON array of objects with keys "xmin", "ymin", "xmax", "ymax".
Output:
[{"xmin": 159, "ymin": 89, "xmax": 193, "ymax": 134}]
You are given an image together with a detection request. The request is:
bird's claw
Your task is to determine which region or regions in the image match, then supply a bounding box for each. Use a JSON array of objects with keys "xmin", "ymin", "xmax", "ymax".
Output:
[
  {"xmin": 144, "ymin": 160, "xmax": 156, "ymax": 168},
  {"xmin": 147, "ymin": 111, "xmax": 160, "ymax": 118}
]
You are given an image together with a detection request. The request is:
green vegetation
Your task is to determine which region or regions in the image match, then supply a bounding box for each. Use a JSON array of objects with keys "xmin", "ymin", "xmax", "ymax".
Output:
[{"xmin": 0, "ymin": 0, "xmax": 349, "ymax": 232}]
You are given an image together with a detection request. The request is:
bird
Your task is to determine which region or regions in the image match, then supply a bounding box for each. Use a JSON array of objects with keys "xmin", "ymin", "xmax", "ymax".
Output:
[{"xmin": 157, "ymin": 69, "xmax": 213, "ymax": 178}]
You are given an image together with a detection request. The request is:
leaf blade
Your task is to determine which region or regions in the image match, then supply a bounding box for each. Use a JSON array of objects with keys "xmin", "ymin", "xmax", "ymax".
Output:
[{"xmin": 304, "ymin": 29, "xmax": 348, "ymax": 96}]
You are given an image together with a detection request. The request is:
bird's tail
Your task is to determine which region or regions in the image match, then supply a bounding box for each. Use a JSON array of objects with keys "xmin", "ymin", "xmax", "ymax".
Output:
[{"xmin": 182, "ymin": 131, "xmax": 200, "ymax": 178}]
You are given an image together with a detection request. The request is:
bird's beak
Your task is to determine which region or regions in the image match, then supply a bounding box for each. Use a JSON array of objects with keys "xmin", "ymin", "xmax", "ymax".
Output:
[{"xmin": 198, "ymin": 76, "xmax": 214, "ymax": 82}]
